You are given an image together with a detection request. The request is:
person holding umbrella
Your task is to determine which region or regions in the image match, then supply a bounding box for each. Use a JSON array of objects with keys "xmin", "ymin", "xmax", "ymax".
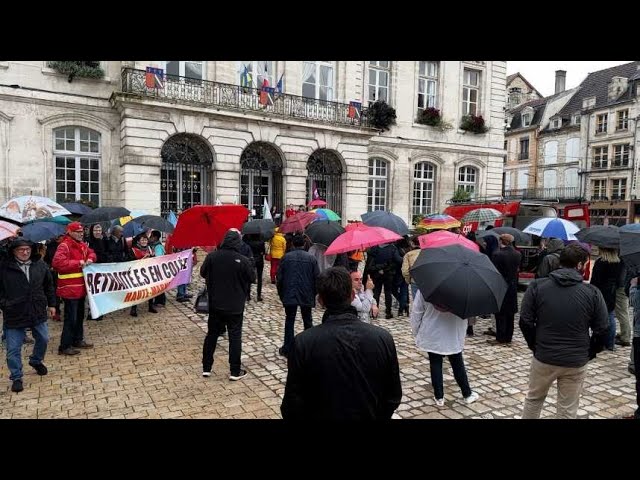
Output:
[
  {"xmin": 149, "ymin": 230, "xmax": 167, "ymax": 308},
  {"xmin": 366, "ymin": 242, "xmax": 403, "ymax": 319},
  {"xmin": 488, "ymin": 234, "xmax": 521, "ymax": 346}
]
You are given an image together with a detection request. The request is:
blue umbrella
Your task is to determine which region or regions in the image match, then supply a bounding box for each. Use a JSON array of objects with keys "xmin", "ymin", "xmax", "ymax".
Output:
[
  {"xmin": 21, "ymin": 221, "xmax": 66, "ymax": 242},
  {"xmin": 620, "ymin": 223, "xmax": 640, "ymax": 233},
  {"xmin": 122, "ymin": 220, "xmax": 146, "ymax": 238},
  {"xmin": 361, "ymin": 211, "xmax": 409, "ymax": 236},
  {"xmin": 61, "ymin": 202, "xmax": 94, "ymax": 215},
  {"xmin": 522, "ymin": 218, "xmax": 579, "ymax": 241}
]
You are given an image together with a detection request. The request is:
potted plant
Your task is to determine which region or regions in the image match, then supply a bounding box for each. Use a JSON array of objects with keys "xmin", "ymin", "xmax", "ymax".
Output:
[
  {"xmin": 48, "ymin": 61, "xmax": 105, "ymax": 83},
  {"xmin": 417, "ymin": 107, "xmax": 441, "ymax": 126},
  {"xmin": 451, "ymin": 187, "xmax": 472, "ymax": 202},
  {"xmin": 366, "ymin": 100, "xmax": 397, "ymax": 131},
  {"xmin": 460, "ymin": 114, "xmax": 489, "ymax": 134}
]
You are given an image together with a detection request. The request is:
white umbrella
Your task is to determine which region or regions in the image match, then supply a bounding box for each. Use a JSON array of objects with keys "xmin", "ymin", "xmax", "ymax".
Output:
[
  {"xmin": 522, "ymin": 218, "xmax": 579, "ymax": 241},
  {"xmin": 0, "ymin": 195, "xmax": 71, "ymax": 223}
]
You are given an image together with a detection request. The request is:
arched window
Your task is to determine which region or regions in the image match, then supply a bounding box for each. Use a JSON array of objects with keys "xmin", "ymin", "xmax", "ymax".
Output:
[
  {"xmin": 54, "ymin": 126, "xmax": 101, "ymax": 205},
  {"xmin": 240, "ymin": 142, "xmax": 283, "ymax": 219},
  {"xmin": 367, "ymin": 158, "xmax": 388, "ymax": 212},
  {"xmin": 307, "ymin": 149, "xmax": 343, "ymax": 215},
  {"xmin": 412, "ymin": 162, "xmax": 437, "ymax": 215},
  {"xmin": 457, "ymin": 166, "xmax": 478, "ymax": 197},
  {"xmin": 160, "ymin": 134, "xmax": 213, "ymax": 215}
]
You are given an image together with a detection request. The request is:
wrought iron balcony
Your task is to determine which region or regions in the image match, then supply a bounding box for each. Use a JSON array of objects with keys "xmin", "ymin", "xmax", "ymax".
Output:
[
  {"xmin": 503, "ymin": 187, "xmax": 581, "ymax": 201},
  {"xmin": 119, "ymin": 68, "xmax": 371, "ymax": 129}
]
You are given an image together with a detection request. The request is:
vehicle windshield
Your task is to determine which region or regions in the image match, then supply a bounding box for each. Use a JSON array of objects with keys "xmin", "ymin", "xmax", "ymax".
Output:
[{"xmin": 514, "ymin": 205, "xmax": 556, "ymax": 230}]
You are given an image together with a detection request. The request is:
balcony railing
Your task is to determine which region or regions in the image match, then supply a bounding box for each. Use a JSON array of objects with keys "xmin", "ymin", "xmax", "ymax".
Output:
[
  {"xmin": 503, "ymin": 187, "xmax": 581, "ymax": 201},
  {"xmin": 119, "ymin": 68, "xmax": 371, "ymax": 129}
]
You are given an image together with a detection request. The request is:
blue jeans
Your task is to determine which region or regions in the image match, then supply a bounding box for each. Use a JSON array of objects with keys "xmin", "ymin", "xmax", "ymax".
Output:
[
  {"xmin": 60, "ymin": 297, "xmax": 85, "ymax": 350},
  {"xmin": 177, "ymin": 284, "xmax": 187, "ymax": 297},
  {"xmin": 6, "ymin": 322, "xmax": 49, "ymax": 381},
  {"xmin": 606, "ymin": 311, "xmax": 616, "ymax": 350}
]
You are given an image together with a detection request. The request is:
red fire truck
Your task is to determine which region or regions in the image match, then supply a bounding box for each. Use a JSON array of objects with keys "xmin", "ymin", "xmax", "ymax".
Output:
[{"xmin": 443, "ymin": 199, "xmax": 590, "ymax": 285}]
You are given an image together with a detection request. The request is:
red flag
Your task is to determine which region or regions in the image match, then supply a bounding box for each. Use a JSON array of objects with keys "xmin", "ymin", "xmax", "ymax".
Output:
[{"xmin": 259, "ymin": 78, "xmax": 270, "ymax": 106}]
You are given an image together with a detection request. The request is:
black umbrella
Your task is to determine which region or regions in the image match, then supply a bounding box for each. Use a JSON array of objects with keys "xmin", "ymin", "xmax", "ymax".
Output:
[
  {"xmin": 490, "ymin": 227, "xmax": 532, "ymax": 245},
  {"xmin": 132, "ymin": 215, "xmax": 175, "ymax": 234},
  {"xmin": 60, "ymin": 202, "xmax": 94, "ymax": 215},
  {"xmin": 410, "ymin": 244, "xmax": 507, "ymax": 319},
  {"xmin": 620, "ymin": 231, "xmax": 640, "ymax": 270},
  {"xmin": 575, "ymin": 225, "xmax": 620, "ymax": 249},
  {"xmin": 242, "ymin": 219, "xmax": 276, "ymax": 240},
  {"xmin": 361, "ymin": 211, "xmax": 409, "ymax": 236},
  {"xmin": 21, "ymin": 221, "xmax": 66, "ymax": 242},
  {"xmin": 80, "ymin": 207, "xmax": 131, "ymax": 225},
  {"xmin": 305, "ymin": 220, "xmax": 345, "ymax": 247}
]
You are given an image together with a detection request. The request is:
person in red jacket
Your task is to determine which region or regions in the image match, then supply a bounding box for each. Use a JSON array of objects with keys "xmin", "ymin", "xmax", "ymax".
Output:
[
  {"xmin": 52, "ymin": 222, "xmax": 97, "ymax": 355},
  {"xmin": 129, "ymin": 234, "xmax": 158, "ymax": 317}
]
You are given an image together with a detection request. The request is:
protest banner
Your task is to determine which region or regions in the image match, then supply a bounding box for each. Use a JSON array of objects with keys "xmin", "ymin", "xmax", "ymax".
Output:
[{"xmin": 83, "ymin": 250, "xmax": 193, "ymax": 318}]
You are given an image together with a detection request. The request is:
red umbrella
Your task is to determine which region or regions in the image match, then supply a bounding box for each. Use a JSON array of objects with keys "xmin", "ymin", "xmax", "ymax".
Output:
[
  {"xmin": 280, "ymin": 211, "xmax": 320, "ymax": 234},
  {"xmin": 345, "ymin": 221, "xmax": 363, "ymax": 231},
  {"xmin": 418, "ymin": 230, "xmax": 479, "ymax": 252},
  {"xmin": 325, "ymin": 223, "xmax": 402, "ymax": 255},
  {"xmin": 308, "ymin": 199, "xmax": 327, "ymax": 208},
  {"xmin": 169, "ymin": 205, "xmax": 250, "ymax": 248}
]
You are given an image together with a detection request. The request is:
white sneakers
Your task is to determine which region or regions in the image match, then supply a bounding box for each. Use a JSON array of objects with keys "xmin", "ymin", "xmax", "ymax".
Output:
[
  {"xmin": 202, "ymin": 371, "xmax": 211, "ymax": 377},
  {"xmin": 464, "ymin": 391, "xmax": 479, "ymax": 404},
  {"xmin": 434, "ymin": 397, "xmax": 445, "ymax": 407}
]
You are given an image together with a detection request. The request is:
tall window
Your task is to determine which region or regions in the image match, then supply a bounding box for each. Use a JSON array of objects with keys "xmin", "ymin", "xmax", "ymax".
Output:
[
  {"xmin": 504, "ymin": 170, "xmax": 511, "ymax": 190},
  {"xmin": 543, "ymin": 170, "xmax": 557, "ymax": 189},
  {"xmin": 519, "ymin": 138, "xmax": 529, "ymax": 160},
  {"xmin": 457, "ymin": 166, "xmax": 478, "ymax": 196},
  {"xmin": 596, "ymin": 113, "xmax": 608, "ymax": 134},
  {"xmin": 238, "ymin": 61, "xmax": 275, "ymax": 88},
  {"xmin": 592, "ymin": 179, "xmax": 606, "ymax": 199},
  {"xmin": 368, "ymin": 61, "xmax": 390, "ymax": 105},
  {"xmin": 544, "ymin": 141, "xmax": 558, "ymax": 165},
  {"xmin": 517, "ymin": 169, "xmax": 528, "ymax": 189},
  {"xmin": 612, "ymin": 178, "xmax": 627, "ymax": 199},
  {"xmin": 566, "ymin": 138, "xmax": 580, "ymax": 163},
  {"xmin": 367, "ymin": 158, "xmax": 388, "ymax": 211},
  {"xmin": 165, "ymin": 61, "xmax": 203, "ymax": 80},
  {"xmin": 302, "ymin": 61, "xmax": 334, "ymax": 101},
  {"xmin": 412, "ymin": 162, "xmax": 437, "ymax": 215},
  {"xmin": 564, "ymin": 168, "xmax": 579, "ymax": 189},
  {"xmin": 462, "ymin": 69, "xmax": 480, "ymax": 115},
  {"xmin": 617, "ymin": 109, "xmax": 629, "ymax": 130},
  {"xmin": 593, "ymin": 146, "xmax": 608, "ymax": 169},
  {"xmin": 417, "ymin": 61, "xmax": 439, "ymax": 109},
  {"xmin": 613, "ymin": 144, "xmax": 630, "ymax": 167},
  {"xmin": 54, "ymin": 127, "xmax": 100, "ymax": 204}
]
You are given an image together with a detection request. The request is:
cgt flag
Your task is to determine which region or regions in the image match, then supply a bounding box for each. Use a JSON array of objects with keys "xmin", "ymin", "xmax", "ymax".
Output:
[{"xmin": 145, "ymin": 67, "xmax": 164, "ymax": 89}]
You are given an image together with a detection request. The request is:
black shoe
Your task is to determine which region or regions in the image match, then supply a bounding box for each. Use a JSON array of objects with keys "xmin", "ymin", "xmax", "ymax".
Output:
[
  {"xmin": 58, "ymin": 347, "xmax": 80, "ymax": 356},
  {"xmin": 183, "ymin": 293, "xmax": 193, "ymax": 299},
  {"xmin": 130, "ymin": 310, "xmax": 138, "ymax": 317},
  {"xmin": 257, "ymin": 296, "xmax": 263, "ymax": 302},
  {"xmin": 385, "ymin": 313, "xmax": 393, "ymax": 319},
  {"xmin": 176, "ymin": 297, "xmax": 189, "ymax": 303},
  {"xmin": 73, "ymin": 340, "xmax": 93, "ymax": 349},
  {"xmin": 629, "ymin": 365, "xmax": 636, "ymax": 375},
  {"xmin": 11, "ymin": 379, "xmax": 23, "ymax": 393},
  {"xmin": 278, "ymin": 347, "xmax": 288, "ymax": 358},
  {"xmin": 615, "ymin": 338, "xmax": 631, "ymax": 347},
  {"xmin": 483, "ymin": 328, "xmax": 496, "ymax": 337},
  {"xmin": 467, "ymin": 326, "xmax": 474, "ymax": 337},
  {"xmin": 229, "ymin": 369, "xmax": 248, "ymax": 381},
  {"xmin": 149, "ymin": 307, "xmax": 158, "ymax": 313},
  {"xmin": 29, "ymin": 362, "xmax": 48, "ymax": 376}
]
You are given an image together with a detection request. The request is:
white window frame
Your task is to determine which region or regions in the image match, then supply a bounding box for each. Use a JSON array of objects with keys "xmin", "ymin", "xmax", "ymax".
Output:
[
  {"xmin": 593, "ymin": 146, "xmax": 608, "ymax": 169},
  {"xmin": 551, "ymin": 118, "xmax": 561, "ymax": 129},
  {"xmin": 457, "ymin": 166, "xmax": 478, "ymax": 196},
  {"xmin": 617, "ymin": 109, "xmax": 629, "ymax": 131},
  {"xmin": 522, "ymin": 113, "xmax": 532, "ymax": 127},
  {"xmin": 613, "ymin": 144, "xmax": 630, "ymax": 167},
  {"xmin": 592, "ymin": 179, "xmax": 607, "ymax": 198},
  {"xmin": 368, "ymin": 61, "xmax": 390, "ymax": 105},
  {"xmin": 412, "ymin": 162, "xmax": 437, "ymax": 215},
  {"xmin": 462, "ymin": 68, "xmax": 481, "ymax": 116},
  {"xmin": 417, "ymin": 61, "xmax": 439, "ymax": 110},
  {"xmin": 163, "ymin": 61, "xmax": 203, "ymax": 80},
  {"xmin": 596, "ymin": 113, "xmax": 608, "ymax": 134},
  {"xmin": 611, "ymin": 178, "xmax": 627, "ymax": 199},
  {"xmin": 238, "ymin": 61, "xmax": 275, "ymax": 88},
  {"xmin": 302, "ymin": 61, "xmax": 334, "ymax": 101},
  {"xmin": 573, "ymin": 114, "xmax": 581, "ymax": 125},
  {"xmin": 53, "ymin": 126, "xmax": 101, "ymax": 204},
  {"xmin": 367, "ymin": 158, "xmax": 389, "ymax": 212}
]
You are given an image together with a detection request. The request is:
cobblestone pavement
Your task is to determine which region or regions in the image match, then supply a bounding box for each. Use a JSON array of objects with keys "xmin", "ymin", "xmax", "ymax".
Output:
[{"xmin": 0, "ymin": 264, "xmax": 637, "ymax": 419}]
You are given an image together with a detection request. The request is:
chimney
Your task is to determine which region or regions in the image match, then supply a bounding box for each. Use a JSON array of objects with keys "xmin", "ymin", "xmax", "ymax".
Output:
[{"xmin": 555, "ymin": 70, "xmax": 566, "ymax": 94}]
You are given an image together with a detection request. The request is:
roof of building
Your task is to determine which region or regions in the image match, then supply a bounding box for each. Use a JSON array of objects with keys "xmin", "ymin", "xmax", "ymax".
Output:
[
  {"xmin": 507, "ymin": 98, "xmax": 547, "ymax": 130},
  {"xmin": 507, "ymin": 72, "xmax": 543, "ymax": 98},
  {"xmin": 557, "ymin": 61, "xmax": 640, "ymax": 117}
]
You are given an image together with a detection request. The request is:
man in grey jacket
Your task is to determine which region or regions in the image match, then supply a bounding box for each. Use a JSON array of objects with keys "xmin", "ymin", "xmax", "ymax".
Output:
[
  {"xmin": 350, "ymin": 270, "xmax": 378, "ymax": 322},
  {"xmin": 520, "ymin": 244, "xmax": 609, "ymax": 419}
]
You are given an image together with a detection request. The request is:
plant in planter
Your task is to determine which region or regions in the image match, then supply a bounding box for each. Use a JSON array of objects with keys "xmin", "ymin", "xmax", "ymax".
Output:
[
  {"xmin": 366, "ymin": 100, "xmax": 397, "ymax": 131},
  {"xmin": 451, "ymin": 187, "xmax": 472, "ymax": 202},
  {"xmin": 416, "ymin": 107, "xmax": 454, "ymax": 132},
  {"xmin": 460, "ymin": 114, "xmax": 489, "ymax": 134},
  {"xmin": 48, "ymin": 61, "xmax": 105, "ymax": 83}
]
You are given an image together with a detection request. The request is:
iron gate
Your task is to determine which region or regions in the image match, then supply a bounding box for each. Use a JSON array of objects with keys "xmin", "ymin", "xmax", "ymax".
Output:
[
  {"xmin": 307, "ymin": 149, "xmax": 343, "ymax": 216},
  {"xmin": 240, "ymin": 142, "xmax": 283, "ymax": 219}
]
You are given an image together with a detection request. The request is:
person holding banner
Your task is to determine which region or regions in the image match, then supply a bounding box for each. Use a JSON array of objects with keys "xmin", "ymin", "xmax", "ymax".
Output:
[
  {"xmin": 129, "ymin": 234, "xmax": 158, "ymax": 317},
  {"xmin": 52, "ymin": 222, "xmax": 96, "ymax": 356},
  {"xmin": 149, "ymin": 230, "xmax": 167, "ymax": 308}
]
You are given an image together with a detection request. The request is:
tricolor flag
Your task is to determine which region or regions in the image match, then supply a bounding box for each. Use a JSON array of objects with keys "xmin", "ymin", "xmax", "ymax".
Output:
[{"xmin": 145, "ymin": 67, "xmax": 164, "ymax": 89}]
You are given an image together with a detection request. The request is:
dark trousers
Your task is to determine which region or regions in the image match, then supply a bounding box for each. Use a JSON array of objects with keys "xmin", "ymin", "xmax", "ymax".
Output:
[
  {"xmin": 154, "ymin": 292, "xmax": 166, "ymax": 306},
  {"xmin": 373, "ymin": 272, "xmax": 395, "ymax": 315},
  {"xmin": 282, "ymin": 305, "xmax": 313, "ymax": 354},
  {"xmin": 393, "ymin": 277, "xmax": 409, "ymax": 312},
  {"xmin": 495, "ymin": 312, "xmax": 515, "ymax": 343},
  {"xmin": 634, "ymin": 337, "xmax": 640, "ymax": 419},
  {"xmin": 60, "ymin": 297, "xmax": 85, "ymax": 350},
  {"xmin": 427, "ymin": 352, "xmax": 472, "ymax": 400},
  {"xmin": 50, "ymin": 271, "xmax": 61, "ymax": 315},
  {"xmin": 249, "ymin": 261, "xmax": 264, "ymax": 298},
  {"xmin": 202, "ymin": 308, "xmax": 243, "ymax": 375}
]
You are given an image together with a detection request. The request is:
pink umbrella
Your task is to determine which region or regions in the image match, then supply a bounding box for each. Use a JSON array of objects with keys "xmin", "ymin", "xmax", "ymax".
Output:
[
  {"xmin": 345, "ymin": 221, "xmax": 363, "ymax": 231},
  {"xmin": 418, "ymin": 230, "xmax": 479, "ymax": 252},
  {"xmin": 325, "ymin": 223, "xmax": 402, "ymax": 255},
  {"xmin": 0, "ymin": 220, "xmax": 20, "ymax": 242},
  {"xmin": 308, "ymin": 199, "xmax": 327, "ymax": 208},
  {"xmin": 279, "ymin": 211, "xmax": 320, "ymax": 234}
]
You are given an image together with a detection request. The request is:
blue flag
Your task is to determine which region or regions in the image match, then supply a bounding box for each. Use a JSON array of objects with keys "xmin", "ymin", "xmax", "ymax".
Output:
[
  {"xmin": 276, "ymin": 74, "xmax": 284, "ymax": 94},
  {"xmin": 168, "ymin": 210, "xmax": 178, "ymax": 227}
]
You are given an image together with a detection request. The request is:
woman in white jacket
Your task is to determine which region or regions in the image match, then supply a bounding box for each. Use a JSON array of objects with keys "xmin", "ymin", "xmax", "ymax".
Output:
[{"xmin": 410, "ymin": 290, "xmax": 479, "ymax": 407}]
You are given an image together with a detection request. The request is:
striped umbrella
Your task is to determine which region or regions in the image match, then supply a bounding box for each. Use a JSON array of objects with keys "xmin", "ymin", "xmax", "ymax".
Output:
[
  {"xmin": 418, "ymin": 214, "xmax": 461, "ymax": 231},
  {"xmin": 310, "ymin": 208, "xmax": 341, "ymax": 221},
  {"xmin": 461, "ymin": 208, "xmax": 503, "ymax": 224}
]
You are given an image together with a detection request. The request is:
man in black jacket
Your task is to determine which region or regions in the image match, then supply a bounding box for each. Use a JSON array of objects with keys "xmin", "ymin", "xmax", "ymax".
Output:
[
  {"xmin": 200, "ymin": 229, "xmax": 256, "ymax": 380},
  {"xmin": 0, "ymin": 239, "xmax": 56, "ymax": 393},
  {"xmin": 281, "ymin": 267, "xmax": 402, "ymax": 420},
  {"xmin": 490, "ymin": 234, "xmax": 521, "ymax": 345},
  {"xmin": 103, "ymin": 225, "xmax": 128, "ymax": 263},
  {"xmin": 519, "ymin": 244, "xmax": 609, "ymax": 419}
]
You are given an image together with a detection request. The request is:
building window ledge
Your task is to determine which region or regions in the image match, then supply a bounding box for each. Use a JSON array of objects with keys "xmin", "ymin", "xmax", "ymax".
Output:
[{"xmin": 0, "ymin": 62, "xmax": 8, "ymax": 69}]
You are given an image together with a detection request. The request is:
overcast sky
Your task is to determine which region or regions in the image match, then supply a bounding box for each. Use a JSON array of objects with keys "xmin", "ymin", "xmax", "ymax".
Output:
[{"xmin": 507, "ymin": 61, "xmax": 633, "ymax": 97}]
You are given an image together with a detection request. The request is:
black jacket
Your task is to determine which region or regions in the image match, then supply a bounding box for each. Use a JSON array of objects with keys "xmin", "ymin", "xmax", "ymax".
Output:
[
  {"xmin": 245, "ymin": 238, "xmax": 266, "ymax": 265},
  {"xmin": 0, "ymin": 255, "xmax": 56, "ymax": 328},
  {"xmin": 366, "ymin": 244, "xmax": 402, "ymax": 278},
  {"xmin": 200, "ymin": 232, "xmax": 256, "ymax": 314},
  {"xmin": 520, "ymin": 268, "xmax": 609, "ymax": 368},
  {"xmin": 281, "ymin": 306, "xmax": 402, "ymax": 420},
  {"xmin": 492, "ymin": 245, "xmax": 521, "ymax": 315},
  {"xmin": 276, "ymin": 247, "xmax": 320, "ymax": 307},
  {"xmin": 104, "ymin": 235, "xmax": 129, "ymax": 263},
  {"xmin": 590, "ymin": 259, "xmax": 624, "ymax": 311},
  {"xmin": 88, "ymin": 236, "xmax": 108, "ymax": 263}
]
